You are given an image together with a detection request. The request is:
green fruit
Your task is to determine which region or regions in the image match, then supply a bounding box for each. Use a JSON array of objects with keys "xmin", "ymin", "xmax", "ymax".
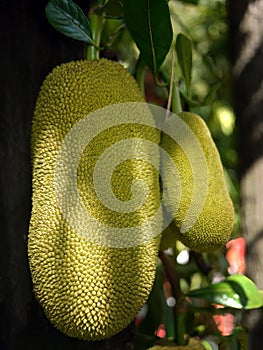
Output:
[
  {"xmin": 28, "ymin": 59, "xmax": 161, "ymax": 340},
  {"xmin": 160, "ymin": 112, "xmax": 234, "ymax": 252}
]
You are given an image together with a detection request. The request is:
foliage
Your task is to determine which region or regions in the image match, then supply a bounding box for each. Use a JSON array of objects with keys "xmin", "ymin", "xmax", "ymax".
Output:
[
  {"xmin": 46, "ymin": 0, "xmax": 94, "ymax": 44},
  {"xmin": 123, "ymin": 0, "xmax": 173, "ymax": 79},
  {"xmin": 45, "ymin": 0, "xmax": 262, "ymax": 349}
]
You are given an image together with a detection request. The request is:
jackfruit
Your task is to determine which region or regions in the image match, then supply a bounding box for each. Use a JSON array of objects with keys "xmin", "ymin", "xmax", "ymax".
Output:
[
  {"xmin": 28, "ymin": 59, "xmax": 162, "ymax": 340},
  {"xmin": 160, "ymin": 112, "xmax": 234, "ymax": 252}
]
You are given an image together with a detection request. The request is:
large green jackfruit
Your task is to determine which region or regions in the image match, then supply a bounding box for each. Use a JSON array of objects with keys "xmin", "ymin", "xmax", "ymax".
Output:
[
  {"xmin": 28, "ymin": 59, "xmax": 162, "ymax": 340},
  {"xmin": 160, "ymin": 112, "xmax": 234, "ymax": 252}
]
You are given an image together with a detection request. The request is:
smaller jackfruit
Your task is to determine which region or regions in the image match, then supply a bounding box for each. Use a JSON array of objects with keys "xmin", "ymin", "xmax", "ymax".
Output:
[{"xmin": 160, "ymin": 112, "xmax": 234, "ymax": 252}]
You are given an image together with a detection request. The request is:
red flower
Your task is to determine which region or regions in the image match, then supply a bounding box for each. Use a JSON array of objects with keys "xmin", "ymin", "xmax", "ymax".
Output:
[
  {"xmin": 213, "ymin": 237, "xmax": 246, "ymax": 336},
  {"xmin": 226, "ymin": 237, "xmax": 246, "ymax": 275}
]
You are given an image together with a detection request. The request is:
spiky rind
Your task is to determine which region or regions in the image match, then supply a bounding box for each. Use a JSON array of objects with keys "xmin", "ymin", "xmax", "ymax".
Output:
[
  {"xmin": 160, "ymin": 112, "xmax": 234, "ymax": 252},
  {"xmin": 28, "ymin": 59, "xmax": 161, "ymax": 340}
]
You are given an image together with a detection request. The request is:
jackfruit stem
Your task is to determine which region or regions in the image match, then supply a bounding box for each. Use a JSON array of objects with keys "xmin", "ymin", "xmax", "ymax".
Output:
[
  {"xmin": 159, "ymin": 251, "xmax": 182, "ymax": 300},
  {"xmin": 175, "ymin": 310, "xmax": 187, "ymax": 346},
  {"xmin": 135, "ymin": 54, "xmax": 146, "ymax": 97},
  {"xmin": 166, "ymin": 48, "xmax": 175, "ymax": 118},
  {"xmin": 164, "ymin": 48, "xmax": 182, "ymax": 116},
  {"xmin": 171, "ymin": 82, "xmax": 182, "ymax": 115},
  {"xmin": 87, "ymin": 13, "xmax": 105, "ymax": 60}
]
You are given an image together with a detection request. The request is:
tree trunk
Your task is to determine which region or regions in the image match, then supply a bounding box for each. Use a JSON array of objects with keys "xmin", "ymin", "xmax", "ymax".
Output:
[
  {"xmin": 0, "ymin": 1, "xmax": 134, "ymax": 349},
  {"xmin": 228, "ymin": 0, "xmax": 263, "ymax": 347}
]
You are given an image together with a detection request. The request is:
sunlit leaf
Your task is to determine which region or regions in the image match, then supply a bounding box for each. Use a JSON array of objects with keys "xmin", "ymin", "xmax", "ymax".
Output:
[
  {"xmin": 176, "ymin": 33, "xmax": 192, "ymax": 96},
  {"xmin": 46, "ymin": 0, "xmax": 95, "ymax": 45},
  {"xmin": 201, "ymin": 338, "xmax": 218, "ymax": 350},
  {"xmin": 187, "ymin": 274, "xmax": 263, "ymax": 310},
  {"xmin": 123, "ymin": 0, "xmax": 173, "ymax": 79}
]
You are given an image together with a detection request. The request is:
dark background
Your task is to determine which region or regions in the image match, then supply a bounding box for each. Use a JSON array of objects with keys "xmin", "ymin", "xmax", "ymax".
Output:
[{"xmin": 0, "ymin": 1, "xmax": 133, "ymax": 349}]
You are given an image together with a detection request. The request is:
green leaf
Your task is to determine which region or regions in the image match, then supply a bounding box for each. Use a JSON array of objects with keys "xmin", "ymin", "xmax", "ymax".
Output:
[
  {"xmin": 187, "ymin": 274, "xmax": 263, "ymax": 310},
  {"xmin": 201, "ymin": 339, "xmax": 218, "ymax": 350},
  {"xmin": 45, "ymin": 0, "xmax": 95, "ymax": 45},
  {"xmin": 176, "ymin": 33, "xmax": 192, "ymax": 96},
  {"xmin": 123, "ymin": 0, "xmax": 173, "ymax": 79}
]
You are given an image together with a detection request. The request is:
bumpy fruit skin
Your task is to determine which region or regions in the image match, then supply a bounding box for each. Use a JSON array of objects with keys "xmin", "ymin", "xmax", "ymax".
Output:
[
  {"xmin": 160, "ymin": 112, "xmax": 234, "ymax": 252},
  {"xmin": 28, "ymin": 59, "xmax": 161, "ymax": 340}
]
